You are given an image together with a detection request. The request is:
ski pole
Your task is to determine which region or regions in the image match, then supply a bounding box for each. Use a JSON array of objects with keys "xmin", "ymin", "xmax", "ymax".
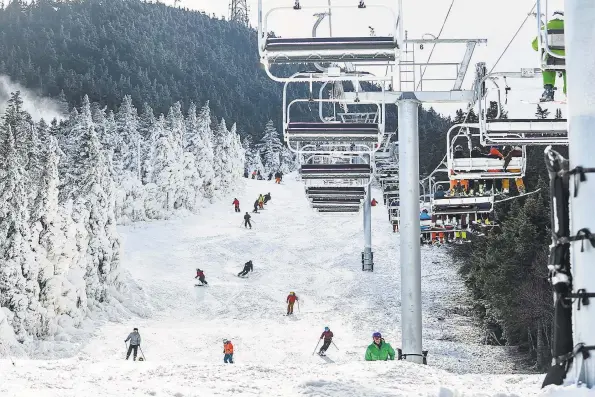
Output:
[
  {"xmin": 332, "ymin": 341, "xmax": 339, "ymax": 350},
  {"xmin": 297, "ymin": 300, "xmax": 300, "ymax": 313},
  {"xmin": 139, "ymin": 346, "xmax": 146, "ymax": 360},
  {"xmin": 312, "ymin": 339, "xmax": 321, "ymax": 355}
]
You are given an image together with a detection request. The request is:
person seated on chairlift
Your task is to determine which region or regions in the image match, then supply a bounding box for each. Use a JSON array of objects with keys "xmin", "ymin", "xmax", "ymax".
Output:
[
  {"xmin": 420, "ymin": 209, "xmax": 431, "ymax": 221},
  {"xmin": 453, "ymin": 145, "xmax": 466, "ymax": 159},
  {"xmin": 532, "ymin": 11, "xmax": 566, "ymax": 102},
  {"xmin": 371, "ymin": 198, "xmax": 378, "ymax": 206},
  {"xmin": 434, "ymin": 185, "xmax": 446, "ymax": 199}
]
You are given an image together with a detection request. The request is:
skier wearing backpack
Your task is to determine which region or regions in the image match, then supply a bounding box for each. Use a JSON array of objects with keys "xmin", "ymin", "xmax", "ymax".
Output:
[
  {"xmin": 286, "ymin": 291, "xmax": 298, "ymax": 315},
  {"xmin": 238, "ymin": 260, "xmax": 253, "ymax": 277},
  {"xmin": 264, "ymin": 192, "xmax": 271, "ymax": 205},
  {"xmin": 318, "ymin": 327, "xmax": 334, "ymax": 356},
  {"xmin": 195, "ymin": 268, "xmax": 208, "ymax": 285},
  {"xmin": 232, "ymin": 198, "xmax": 240, "ymax": 212},
  {"xmin": 244, "ymin": 212, "xmax": 252, "ymax": 229}
]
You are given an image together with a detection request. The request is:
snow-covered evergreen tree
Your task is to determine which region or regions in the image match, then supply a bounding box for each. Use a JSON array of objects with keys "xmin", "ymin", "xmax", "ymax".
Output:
[
  {"xmin": 116, "ymin": 95, "xmax": 141, "ymax": 179},
  {"xmin": 65, "ymin": 122, "xmax": 120, "ymax": 303},
  {"xmin": 0, "ymin": 125, "xmax": 39, "ymax": 341},
  {"xmin": 194, "ymin": 101, "xmax": 215, "ymax": 200},
  {"xmin": 257, "ymin": 120, "xmax": 282, "ymax": 174}
]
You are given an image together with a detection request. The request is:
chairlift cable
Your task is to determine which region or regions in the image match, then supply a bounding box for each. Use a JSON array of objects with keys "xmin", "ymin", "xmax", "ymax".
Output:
[
  {"xmin": 487, "ymin": 2, "xmax": 537, "ymax": 75},
  {"xmin": 416, "ymin": 0, "xmax": 455, "ymax": 91}
]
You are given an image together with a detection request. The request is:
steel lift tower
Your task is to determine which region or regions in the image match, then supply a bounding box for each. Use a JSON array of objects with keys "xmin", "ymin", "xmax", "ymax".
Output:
[{"xmin": 230, "ymin": 0, "xmax": 250, "ymax": 26}]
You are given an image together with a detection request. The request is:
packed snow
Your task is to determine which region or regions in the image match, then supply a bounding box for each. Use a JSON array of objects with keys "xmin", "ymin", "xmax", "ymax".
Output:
[{"xmin": 0, "ymin": 175, "xmax": 589, "ymax": 396}]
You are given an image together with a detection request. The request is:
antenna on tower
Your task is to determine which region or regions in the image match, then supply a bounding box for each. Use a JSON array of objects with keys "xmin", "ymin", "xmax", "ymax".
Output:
[{"xmin": 229, "ymin": 0, "xmax": 250, "ymax": 27}]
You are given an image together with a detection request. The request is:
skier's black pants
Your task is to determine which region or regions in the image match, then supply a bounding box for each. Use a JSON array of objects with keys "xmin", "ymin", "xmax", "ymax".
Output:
[
  {"xmin": 244, "ymin": 220, "xmax": 252, "ymax": 228},
  {"xmin": 319, "ymin": 340, "xmax": 332, "ymax": 353},
  {"xmin": 199, "ymin": 276, "xmax": 208, "ymax": 285},
  {"xmin": 126, "ymin": 344, "xmax": 139, "ymax": 360},
  {"xmin": 235, "ymin": 206, "xmax": 240, "ymax": 212},
  {"xmin": 238, "ymin": 269, "xmax": 250, "ymax": 276}
]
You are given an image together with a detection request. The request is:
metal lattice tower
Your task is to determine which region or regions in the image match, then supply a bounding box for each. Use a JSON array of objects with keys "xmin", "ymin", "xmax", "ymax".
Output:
[{"xmin": 229, "ymin": 0, "xmax": 249, "ymax": 26}]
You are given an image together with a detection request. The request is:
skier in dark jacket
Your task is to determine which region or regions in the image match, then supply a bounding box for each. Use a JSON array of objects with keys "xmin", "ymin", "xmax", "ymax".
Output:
[
  {"xmin": 232, "ymin": 198, "xmax": 240, "ymax": 212},
  {"xmin": 268, "ymin": 172, "xmax": 273, "ymax": 181},
  {"xmin": 195, "ymin": 268, "xmax": 208, "ymax": 285},
  {"xmin": 318, "ymin": 327, "xmax": 334, "ymax": 356},
  {"xmin": 244, "ymin": 212, "xmax": 252, "ymax": 229},
  {"xmin": 252, "ymin": 200, "xmax": 259, "ymax": 213},
  {"xmin": 238, "ymin": 260, "xmax": 253, "ymax": 277},
  {"xmin": 125, "ymin": 328, "xmax": 142, "ymax": 361},
  {"xmin": 264, "ymin": 192, "xmax": 271, "ymax": 205}
]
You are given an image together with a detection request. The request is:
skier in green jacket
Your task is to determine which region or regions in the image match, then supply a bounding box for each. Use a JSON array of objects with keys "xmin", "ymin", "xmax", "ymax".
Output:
[
  {"xmin": 365, "ymin": 332, "xmax": 396, "ymax": 361},
  {"xmin": 532, "ymin": 11, "xmax": 565, "ymax": 102}
]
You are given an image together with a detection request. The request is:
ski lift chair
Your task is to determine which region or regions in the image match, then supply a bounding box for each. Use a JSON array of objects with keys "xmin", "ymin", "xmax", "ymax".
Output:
[{"xmin": 257, "ymin": 1, "xmax": 399, "ymax": 81}]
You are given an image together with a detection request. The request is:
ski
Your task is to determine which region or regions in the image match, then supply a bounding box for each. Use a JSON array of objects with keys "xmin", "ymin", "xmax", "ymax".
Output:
[
  {"xmin": 520, "ymin": 100, "xmax": 567, "ymax": 105},
  {"xmin": 195, "ymin": 284, "xmax": 207, "ymax": 287}
]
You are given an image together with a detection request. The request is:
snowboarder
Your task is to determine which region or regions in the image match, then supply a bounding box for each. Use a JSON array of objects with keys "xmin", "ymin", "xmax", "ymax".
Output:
[
  {"xmin": 244, "ymin": 212, "xmax": 252, "ymax": 229},
  {"xmin": 365, "ymin": 332, "xmax": 395, "ymax": 361},
  {"xmin": 274, "ymin": 171, "xmax": 281, "ymax": 184},
  {"xmin": 238, "ymin": 260, "xmax": 253, "ymax": 277},
  {"xmin": 223, "ymin": 339, "xmax": 234, "ymax": 363},
  {"xmin": 318, "ymin": 327, "xmax": 334, "ymax": 356},
  {"xmin": 124, "ymin": 327, "xmax": 142, "ymax": 361},
  {"xmin": 232, "ymin": 198, "xmax": 240, "ymax": 212},
  {"xmin": 286, "ymin": 291, "xmax": 298, "ymax": 315},
  {"xmin": 251, "ymin": 170, "xmax": 257, "ymax": 179},
  {"xmin": 195, "ymin": 268, "xmax": 208, "ymax": 285},
  {"xmin": 264, "ymin": 192, "xmax": 271, "ymax": 205},
  {"xmin": 258, "ymin": 194, "xmax": 265, "ymax": 209},
  {"xmin": 252, "ymin": 200, "xmax": 259, "ymax": 213},
  {"xmin": 532, "ymin": 11, "xmax": 566, "ymax": 102}
]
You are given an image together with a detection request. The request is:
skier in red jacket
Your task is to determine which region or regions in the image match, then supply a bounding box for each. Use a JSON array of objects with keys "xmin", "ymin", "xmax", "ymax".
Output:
[
  {"xmin": 318, "ymin": 327, "xmax": 334, "ymax": 356},
  {"xmin": 232, "ymin": 198, "xmax": 240, "ymax": 212},
  {"xmin": 286, "ymin": 292, "xmax": 298, "ymax": 315}
]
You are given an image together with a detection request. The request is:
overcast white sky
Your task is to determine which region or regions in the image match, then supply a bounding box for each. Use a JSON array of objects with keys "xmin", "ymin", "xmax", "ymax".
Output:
[{"xmin": 165, "ymin": 0, "xmax": 566, "ymax": 118}]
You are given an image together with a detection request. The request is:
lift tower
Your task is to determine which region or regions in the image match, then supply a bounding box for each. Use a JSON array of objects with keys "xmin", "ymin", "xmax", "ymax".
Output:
[{"xmin": 230, "ymin": 0, "xmax": 249, "ymax": 26}]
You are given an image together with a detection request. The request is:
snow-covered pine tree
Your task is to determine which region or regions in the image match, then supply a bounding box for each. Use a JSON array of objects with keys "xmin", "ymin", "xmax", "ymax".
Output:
[
  {"xmin": 139, "ymin": 103, "xmax": 156, "ymax": 184},
  {"xmin": 228, "ymin": 123, "xmax": 245, "ymax": 186},
  {"xmin": 116, "ymin": 95, "xmax": 141, "ymax": 180},
  {"xmin": 0, "ymin": 124, "xmax": 40, "ymax": 341},
  {"xmin": 257, "ymin": 120, "xmax": 282, "ymax": 174},
  {"xmin": 279, "ymin": 145, "xmax": 296, "ymax": 174},
  {"xmin": 195, "ymin": 101, "xmax": 215, "ymax": 200},
  {"xmin": 31, "ymin": 135, "xmax": 64, "ymax": 336},
  {"xmin": 147, "ymin": 114, "xmax": 184, "ymax": 214},
  {"xmin": 64, "ymin": 122, "xmax": 120, "ymax": 304},
  {"xmin": 167, "ymin": 101, "xmax": 186, "ymax": 159},
  {"xmin": 212, "ymin": 118, "xmax": 233, "ymax": 196}
]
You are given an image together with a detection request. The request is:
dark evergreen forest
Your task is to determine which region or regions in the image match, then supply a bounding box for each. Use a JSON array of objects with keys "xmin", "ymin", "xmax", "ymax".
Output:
[{"xmin": 0, "ymin": 0, "xmax": 563, "ymax": 371}]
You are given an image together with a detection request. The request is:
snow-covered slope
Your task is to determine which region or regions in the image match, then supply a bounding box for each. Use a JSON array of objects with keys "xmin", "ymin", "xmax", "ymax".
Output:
[{"xmin": 1, "ymin": 174, "xmax": 575, "ymax": 396}]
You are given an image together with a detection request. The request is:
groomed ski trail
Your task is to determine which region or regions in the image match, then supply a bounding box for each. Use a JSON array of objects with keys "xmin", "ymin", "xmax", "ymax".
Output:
[{"xmin": 0, "ymin": 175, "xmax": 549, "ymax": 396}]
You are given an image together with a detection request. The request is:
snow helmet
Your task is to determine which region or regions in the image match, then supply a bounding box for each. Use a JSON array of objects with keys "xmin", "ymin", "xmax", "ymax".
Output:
[
  {"xmin": 133, "ymin": 327, "xmax": 138, "ymax": 331},
  {"xmin": 223, "ymin": 339, "xmax": 228, "ymax": 343},
  {"xmin": 454, "ymin": 144, "xmax": 463, "ymax": 151},
  {"xmin": 290, "ymin": 291, "xmax": 295, "ymax": 295},
  {"xmin": 324, "ymin": 327, "xmax": 329, "ymax": 331},
  {"xmin": 372, "ymin": 332, "xmax": 382, "ymax": 338},
  {"xmin": 553, "ymin": 11, "xmax": 564, "ymax": 19}
]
